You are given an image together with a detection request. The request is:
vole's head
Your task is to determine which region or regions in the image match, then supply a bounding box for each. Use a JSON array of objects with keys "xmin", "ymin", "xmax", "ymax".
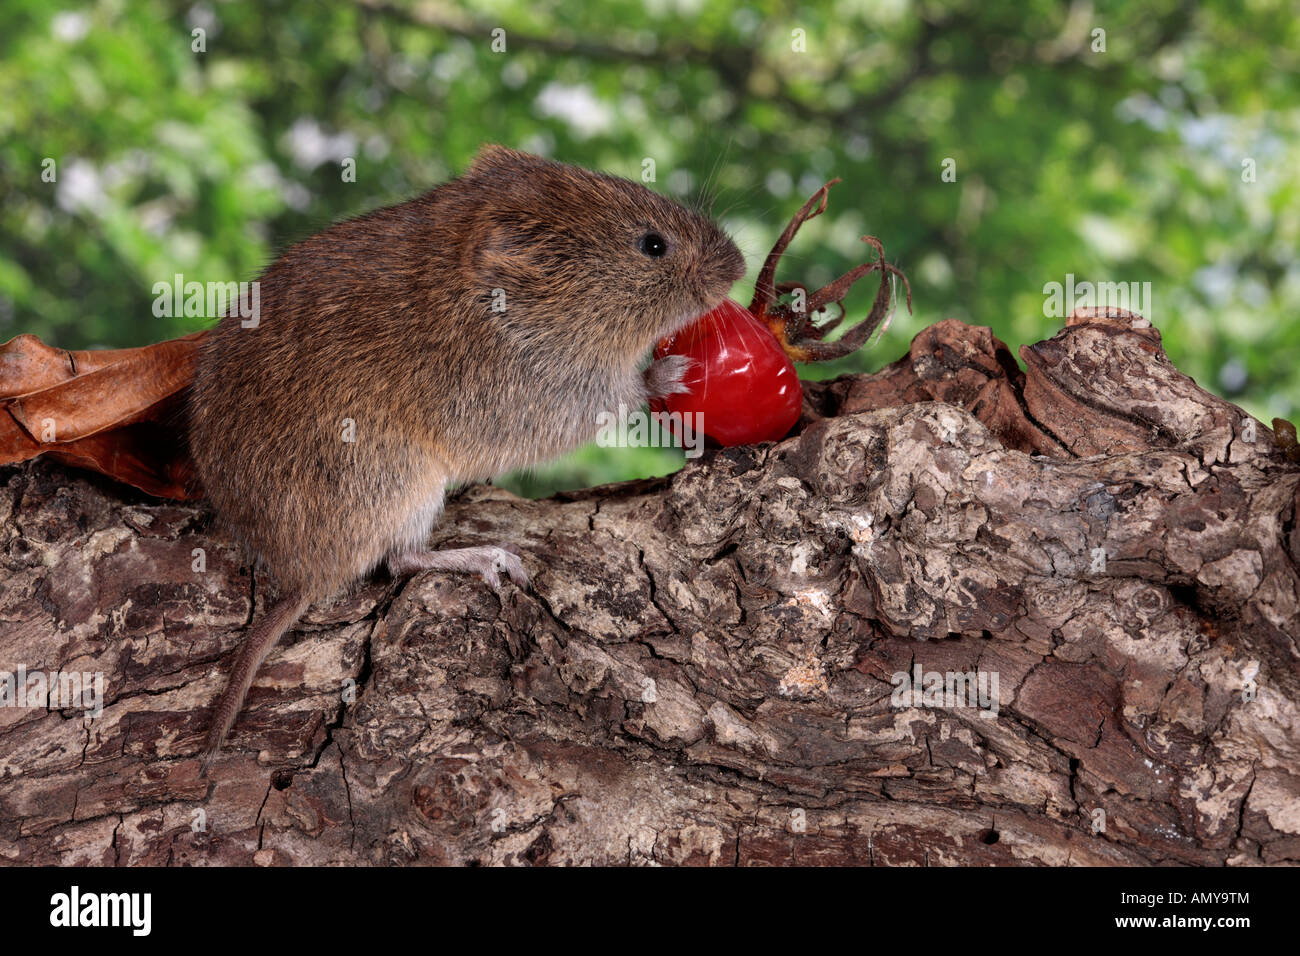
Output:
[{"xmin": 460, "ymin": 145, "xmax": 745, "ymax": 362}]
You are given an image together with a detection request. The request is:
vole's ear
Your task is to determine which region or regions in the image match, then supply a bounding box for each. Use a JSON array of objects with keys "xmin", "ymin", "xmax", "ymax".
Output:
[
  {"xmin": 467, "ymin": 143, "xmax": 540, "ymax": 177},
  {"xmin": 470, "ymin": 220, "xmax": 543, "ymax": 289}
]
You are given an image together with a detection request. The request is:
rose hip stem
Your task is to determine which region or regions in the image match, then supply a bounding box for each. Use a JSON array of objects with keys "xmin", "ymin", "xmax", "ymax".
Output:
[{"xmin": 749, "ymin": 179, "xmax": 912, "ymax": 363}]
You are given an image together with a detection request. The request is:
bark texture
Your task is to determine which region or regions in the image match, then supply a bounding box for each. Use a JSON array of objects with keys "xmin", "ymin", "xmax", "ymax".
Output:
[{"xmin": 1, "ymin": 310, "xmax": 1298, "ymax": 866}]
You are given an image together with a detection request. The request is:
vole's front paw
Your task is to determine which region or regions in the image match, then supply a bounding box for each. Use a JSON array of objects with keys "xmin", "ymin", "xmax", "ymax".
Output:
[{"xmin": 643, "ymin": 354, "xmax": 696, "ymax": 400}]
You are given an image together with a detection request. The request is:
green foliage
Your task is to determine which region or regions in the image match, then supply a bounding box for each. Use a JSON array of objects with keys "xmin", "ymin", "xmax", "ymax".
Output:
[{"xmin": 1, "ymin": 0, "xmax": 1296, "ymax": 496}]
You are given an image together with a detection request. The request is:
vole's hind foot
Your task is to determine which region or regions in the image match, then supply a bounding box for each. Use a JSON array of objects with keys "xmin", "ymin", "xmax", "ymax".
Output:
[{"xmin": 389, "ymin": 545, "xmax": 529, "ymax": 592}]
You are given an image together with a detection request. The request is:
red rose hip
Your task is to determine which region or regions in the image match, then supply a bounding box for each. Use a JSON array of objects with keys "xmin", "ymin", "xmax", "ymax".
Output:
[
  {"xmin": 649, "ymin": 178, "xmax": 911, "ymax": 450},
  {"xmin": 653, "ymin": 298, "xmax": 803, "ymax": 446}
]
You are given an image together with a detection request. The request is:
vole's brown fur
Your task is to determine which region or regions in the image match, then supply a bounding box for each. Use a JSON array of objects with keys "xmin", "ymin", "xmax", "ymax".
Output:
[{"xmin": 189, "ymin": 145, "xmax": 745, "ymax": 770}]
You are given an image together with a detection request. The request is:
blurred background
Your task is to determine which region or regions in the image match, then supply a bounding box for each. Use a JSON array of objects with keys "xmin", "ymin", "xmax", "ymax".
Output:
[{"xmin": 2, "ymin": 0, "xmax": 1297, "ymax": 496}]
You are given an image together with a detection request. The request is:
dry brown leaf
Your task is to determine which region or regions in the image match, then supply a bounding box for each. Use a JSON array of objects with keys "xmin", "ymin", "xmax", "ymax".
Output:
[{"xmin": 0, "ymin": 331, "xmax": 207, "ymax": 499}]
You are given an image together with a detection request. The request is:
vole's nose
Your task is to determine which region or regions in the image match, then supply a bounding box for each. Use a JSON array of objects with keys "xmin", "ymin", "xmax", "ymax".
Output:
[
  {"xmin": 722, "ymin": 242, "xmax": 746, "ymax": 283},
  {"xmin": 710, "ymin": 234, "xmax": 745, "ymax": 284}
]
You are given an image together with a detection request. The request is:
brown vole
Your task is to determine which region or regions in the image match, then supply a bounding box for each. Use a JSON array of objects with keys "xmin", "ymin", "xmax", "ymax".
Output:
[{"xmin": 189, "ymin": 144, "xmax": 746, "ymax": 771}]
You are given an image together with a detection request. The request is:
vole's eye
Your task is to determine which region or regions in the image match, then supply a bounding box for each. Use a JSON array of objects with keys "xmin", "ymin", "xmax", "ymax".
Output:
[{"xmin": 639, "ymin": 232, "xmax": 668, "ymax": 258}]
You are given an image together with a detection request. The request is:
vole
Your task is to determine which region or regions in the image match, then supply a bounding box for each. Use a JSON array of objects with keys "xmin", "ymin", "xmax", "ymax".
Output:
[{"xmin": 189, "ymin": 144, "xmax": 746, "ymax": 771}]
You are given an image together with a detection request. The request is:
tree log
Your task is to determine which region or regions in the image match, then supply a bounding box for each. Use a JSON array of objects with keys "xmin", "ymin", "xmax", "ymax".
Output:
[{"xmin": 1, "ymin": 309, "xmax": 1297, "ymax": 866}]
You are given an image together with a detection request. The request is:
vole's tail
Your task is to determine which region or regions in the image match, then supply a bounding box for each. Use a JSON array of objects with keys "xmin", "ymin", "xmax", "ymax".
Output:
[{"xmin": 200, "ymin": 587, "xmax": 313, "ymax": 776}]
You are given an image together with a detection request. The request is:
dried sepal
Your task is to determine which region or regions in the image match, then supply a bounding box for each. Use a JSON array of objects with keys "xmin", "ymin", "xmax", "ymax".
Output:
[{"xmin": 750, "ymin": 181, "xmax": 912, "ymax": 363}]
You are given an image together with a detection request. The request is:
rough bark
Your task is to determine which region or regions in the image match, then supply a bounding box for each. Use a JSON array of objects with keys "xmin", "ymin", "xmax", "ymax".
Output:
[{"xmin": 1, "ymin": 310, "xmax": 1298, "ymax": 866}]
